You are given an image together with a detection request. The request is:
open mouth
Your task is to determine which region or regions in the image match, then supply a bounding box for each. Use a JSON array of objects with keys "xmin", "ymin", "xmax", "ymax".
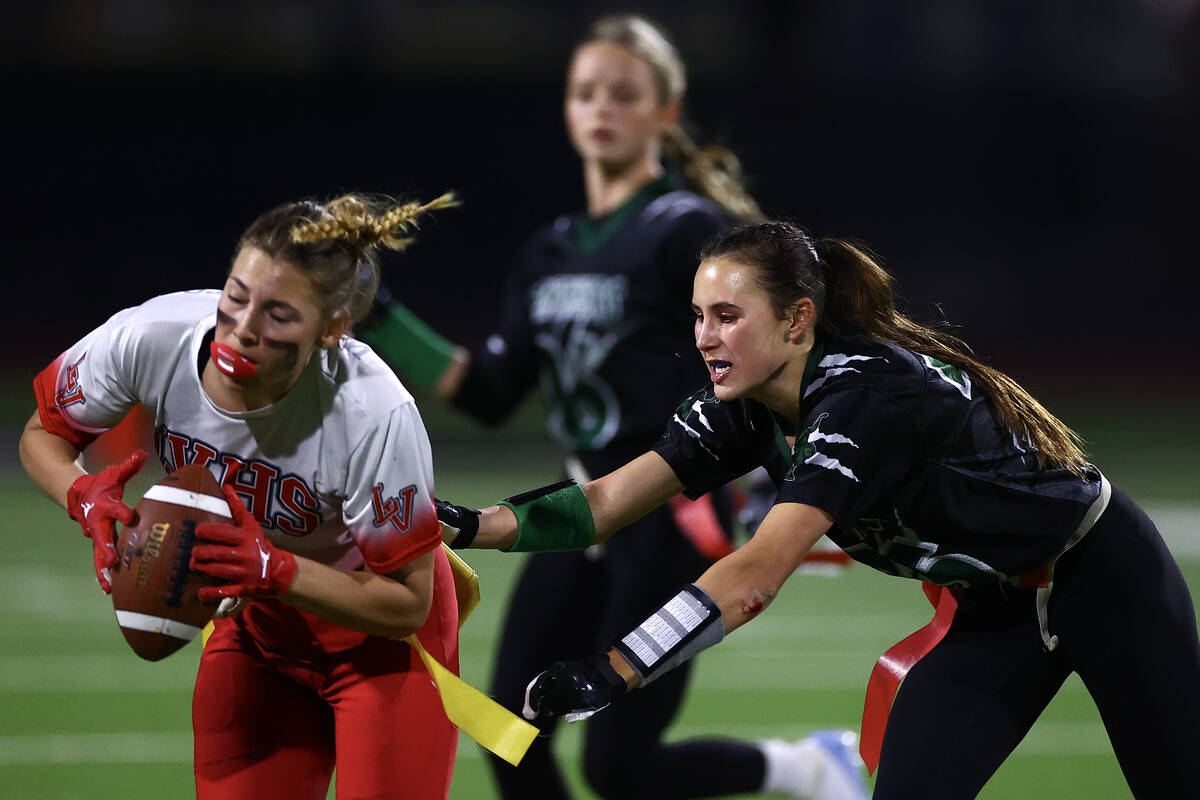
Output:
[{"xmin": 709, "ymin": 360, "xmax": 731, "ymax": 381}]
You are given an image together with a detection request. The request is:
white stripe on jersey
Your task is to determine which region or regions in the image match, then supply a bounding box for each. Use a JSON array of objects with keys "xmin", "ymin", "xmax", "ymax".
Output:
[
  {"xmin": 803, "ymin": 452, "xmax": 860, "ymax": 482},
  {"xmin": 692, "ymin": 400, "xmax": 715, "ymax": 433},
  {"xmin": 818, "ymin": 353, "xmax": 887, "ymax": 368},
  {"xmin": 672, "ymin": 413, "xmax": 719, "ymax": 460},
  {"xmin": 808, "ymin": 429, "xmax": 859, "ymax": 448},
  {"xmin": 805, "ymin": 355, "xmax": 888, "ymax": 398}
]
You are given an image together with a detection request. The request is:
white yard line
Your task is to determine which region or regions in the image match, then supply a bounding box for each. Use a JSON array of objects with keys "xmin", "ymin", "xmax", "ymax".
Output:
[
  {"xmin": 0, "ymin": 655, "xmax": 197, "ymax": 692},
  {"xmin": 0, "ymin": 718, "xmax": 1118, "ymax": 766},
  {"xmin": 1150, "ymin": 505, "xmax": 1200, "ymax": 557},
  {"xmin": 0, "ymin": 733, "xmax": 194, "ymax": 765}
]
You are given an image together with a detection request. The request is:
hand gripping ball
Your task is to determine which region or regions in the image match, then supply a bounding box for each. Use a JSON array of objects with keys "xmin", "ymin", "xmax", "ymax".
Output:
[{"xmin": 109, "ymin": 464, "xmax": 231, "ymax": 661}]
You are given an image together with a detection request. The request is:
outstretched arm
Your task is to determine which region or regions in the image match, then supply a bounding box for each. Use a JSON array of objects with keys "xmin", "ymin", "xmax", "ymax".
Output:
[
  {"xmin": 443, "ymin": 451, "xmax": 686, "ymax": 551},
  {"xmin": 583, "ymin": 452, "xmax": 688, "ymax": 544},
  {"xmin": 605, "ymin": 500, "xmax": 833, "ymax": 688},
  {"xmin": 524, "ymin": 501, "xmax": 834, "ymax": 720},
  {"xmin": 695, "ymin": 501, "xmax": 834, "ymax": 635}
]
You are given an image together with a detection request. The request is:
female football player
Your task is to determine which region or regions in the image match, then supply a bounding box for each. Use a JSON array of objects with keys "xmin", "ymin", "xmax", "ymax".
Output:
[
  {"xmin": 356, "ymin": 13, "xmax": 865, "ymax": 800},
  {"xmin": 439, "ymin": 219, "xmax": 1200, "ymax": 798},
  {"xmin": 19, "ymin": 193, "xmax": 462, "ymax": 799}
]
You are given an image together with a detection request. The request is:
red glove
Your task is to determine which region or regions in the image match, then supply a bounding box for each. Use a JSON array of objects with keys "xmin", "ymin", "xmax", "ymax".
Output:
[
  {"xmin": 66, "ymin": 449, "xmax": 147, "ymax": 593},
  {"xmin": 190, "ymin": 485, "xmax": 298, "ymax": 601}
]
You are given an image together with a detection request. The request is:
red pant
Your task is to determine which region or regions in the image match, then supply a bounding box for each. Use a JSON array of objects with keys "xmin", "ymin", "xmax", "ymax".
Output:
[{"xmin": 193, "ymin": 549, "xmax": 459, "ymax": 800}]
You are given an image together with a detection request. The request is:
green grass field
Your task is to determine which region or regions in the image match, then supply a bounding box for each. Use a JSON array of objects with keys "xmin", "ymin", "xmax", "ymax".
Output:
[{"xmin": 1, "ymin": 390, "xmax": 1196, "ymax": 799}]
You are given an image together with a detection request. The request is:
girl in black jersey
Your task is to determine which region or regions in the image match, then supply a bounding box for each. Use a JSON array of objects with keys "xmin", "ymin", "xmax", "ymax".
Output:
[
  {"xmin": 440, "ymin": 220, "xmax": 1200, "ymax": 798},
  {"xmin": 357, "ymin": 14, "xmax": 866, "ymax": 800}
]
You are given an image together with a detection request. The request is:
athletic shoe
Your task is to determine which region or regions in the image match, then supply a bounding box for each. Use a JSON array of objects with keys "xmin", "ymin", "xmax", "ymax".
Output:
[
  {"xmin": 760, "ymin": 729, "xmax": 868, "ymax": 800},
  {"xmin": 807, "ymin": 729, "xmax": 868, "ymax": 800}
]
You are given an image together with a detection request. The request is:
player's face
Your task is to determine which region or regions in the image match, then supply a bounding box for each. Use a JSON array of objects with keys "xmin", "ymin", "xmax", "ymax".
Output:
[
  {"xmin": 564, "ymin": 41, "xmax": 675, "ymax": 170},
  {"xmin": 207, "ymin": 246, "xmax": 340, "ymax": 409},
  {"xmin": 693, "ymin": 257, "xmax": 797, "ymax": 410}
]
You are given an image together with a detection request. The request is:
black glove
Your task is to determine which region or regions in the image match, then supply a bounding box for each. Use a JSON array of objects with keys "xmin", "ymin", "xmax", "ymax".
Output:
[
  {"xmin": 435, "ymin": 498, "xmax": 480, "ymax": 549},
  {"xmin": 522, "ymin": 653, "xmax": 628, "ymax": 723}
]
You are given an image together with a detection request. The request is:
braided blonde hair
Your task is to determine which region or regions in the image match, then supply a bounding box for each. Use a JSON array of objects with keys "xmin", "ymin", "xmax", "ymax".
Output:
[
  {"xmin": 236, "ymin": 192, "xmax": 457, "ymax": 324},
  {"xmin": 291, "ymin": 193, "xmax": 458, "ymax": 251},
  {"xmin": 583, "ymin": 15, "xmax": 763, "ymax": 223}
]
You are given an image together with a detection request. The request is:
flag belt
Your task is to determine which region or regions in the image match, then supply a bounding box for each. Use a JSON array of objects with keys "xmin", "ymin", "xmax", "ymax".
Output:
[
  {"xmin": 858, "ymin": 476, "xmax": 1111, "ymax": 775},
  {"xmin": 857, "ymin": 565, "xmax": 1050, "ymax": 774}
]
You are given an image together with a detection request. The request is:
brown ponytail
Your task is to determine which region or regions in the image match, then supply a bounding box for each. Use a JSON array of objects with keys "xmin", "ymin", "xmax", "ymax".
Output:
[{"xmin": 702, "ymin": 222, "xmax": 1088, "ymax": 474}]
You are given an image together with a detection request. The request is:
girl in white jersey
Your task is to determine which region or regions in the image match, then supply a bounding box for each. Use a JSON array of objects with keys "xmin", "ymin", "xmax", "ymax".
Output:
[{"xmin": 19, "ymin": 193, "xmax": 462, "ymax": 799}]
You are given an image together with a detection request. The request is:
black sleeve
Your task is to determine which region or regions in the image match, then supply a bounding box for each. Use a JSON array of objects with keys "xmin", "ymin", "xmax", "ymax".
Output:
[
  {"xmin": 450, "ymin": 240, "xmax": 542, "ymax": 426},
  {"xmin": 652, "ymin": 389, "xmax": 775, "ymax": 499},
  {"xmin": 775, "ymin": 386, "xmax": 924, "ymax": 522}
]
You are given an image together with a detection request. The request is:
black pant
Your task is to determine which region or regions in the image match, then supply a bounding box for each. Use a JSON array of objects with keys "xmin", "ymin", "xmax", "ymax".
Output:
[
  {"xmin": 486, "ymin": 504, "xmax": 765, "ymax": 799},
  {"xmin": 876, "ymin": 485, "xmax": 1200, "ymax": 798}
]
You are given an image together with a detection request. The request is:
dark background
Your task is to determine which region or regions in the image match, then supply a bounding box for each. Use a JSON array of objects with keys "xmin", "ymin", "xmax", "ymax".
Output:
[{"xmin": 6, "ymin": 0, "xmax": 1199, "ymax": 403}]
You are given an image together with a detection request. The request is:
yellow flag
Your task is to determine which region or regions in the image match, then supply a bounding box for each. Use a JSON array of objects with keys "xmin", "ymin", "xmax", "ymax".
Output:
[
  {"xmin": 442, "ymin": 544, "xmax": 480, "ymax": 627},
  {"xmin": 403, "ymin": 633, "xmax": 538, "ymax": 766},
  {"xmin": 409, "ymin": 546, "xmax": 537, "ymax": 766}
]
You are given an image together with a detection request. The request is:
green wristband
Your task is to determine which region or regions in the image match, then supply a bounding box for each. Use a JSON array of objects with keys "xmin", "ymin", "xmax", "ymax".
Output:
[
  {"xmin": 359, "ymin": 301, "xmax": 456, "ymax": 390},
  {"xmin": 500, "ymin": 482, "xmax": 596, "ymax": 553}
]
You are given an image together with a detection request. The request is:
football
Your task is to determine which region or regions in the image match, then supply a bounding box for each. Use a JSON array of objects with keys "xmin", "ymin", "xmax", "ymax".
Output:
[{"xmin": 109, "ymin": 463, "xmax": 231, "ymax": 661}]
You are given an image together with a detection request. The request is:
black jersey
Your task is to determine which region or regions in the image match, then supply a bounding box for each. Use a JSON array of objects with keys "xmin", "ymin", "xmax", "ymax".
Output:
[
  {"xmin": 454, "ymin": 175, "xmax": 728, "ymax": 475},
  {"xmin": 653, "ymin": 336, "xmax": 1106, "ymax": 587}
]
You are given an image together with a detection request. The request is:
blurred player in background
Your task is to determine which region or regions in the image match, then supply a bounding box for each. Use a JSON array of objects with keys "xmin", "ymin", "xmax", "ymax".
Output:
[
  {"xmin": 19, "ymin": 194, "xmax": 462, "ymax": 799},
  {"xmin": 441, "ymin": 220, "xmax": 1200, "ymax": 798},
  {"xmin": 357, "ymin": 14, "xmax": 864, "ymax": 800}
]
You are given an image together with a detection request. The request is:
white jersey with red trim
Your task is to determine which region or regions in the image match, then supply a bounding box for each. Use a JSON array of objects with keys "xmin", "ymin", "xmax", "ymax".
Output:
[{"xmin": 34, "ymin": 289, "xmax": 441, "ymax": 575}]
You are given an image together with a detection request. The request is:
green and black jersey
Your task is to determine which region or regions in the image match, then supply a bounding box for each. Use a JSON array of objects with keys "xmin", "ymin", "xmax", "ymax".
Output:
[
  {"xmin": 654, "ymin": 335, "xmax": 1106, "ymax": 588},
  {"xmin": 454, "ymin": 175, "xmax": 729, "ymax": 476}
]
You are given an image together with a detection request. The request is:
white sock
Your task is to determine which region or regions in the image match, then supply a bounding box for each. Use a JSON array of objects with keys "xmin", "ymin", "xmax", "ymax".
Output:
[{"xmin": 759, "ymin": 738, "xmax": 823, "ymax": 797}]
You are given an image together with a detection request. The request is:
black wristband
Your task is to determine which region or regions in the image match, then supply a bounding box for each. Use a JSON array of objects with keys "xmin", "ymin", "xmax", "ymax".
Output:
[
  {"xmin": 450, "ymin": 525, "xmax": 477, "ymax": 549},
  {"xmin": 434, "ymin": 499, "xmax": 480, "ymax": 549},
  {"xmin": 587, "ymin": 652, "xmax": 627, "ymax": 691}
]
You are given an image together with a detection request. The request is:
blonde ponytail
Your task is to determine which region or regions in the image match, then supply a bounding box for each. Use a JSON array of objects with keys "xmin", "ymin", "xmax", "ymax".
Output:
[
  {"xmin": 236, "ymin": 192, "xmax": 457, "ymax": 324},
  {"xmin": 662, "ymin": 128, "xmax": 764, "ymax": 223},
  {"xmin": 291, "ymin": 193, "xmax": 458, "ymax": 252}
]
